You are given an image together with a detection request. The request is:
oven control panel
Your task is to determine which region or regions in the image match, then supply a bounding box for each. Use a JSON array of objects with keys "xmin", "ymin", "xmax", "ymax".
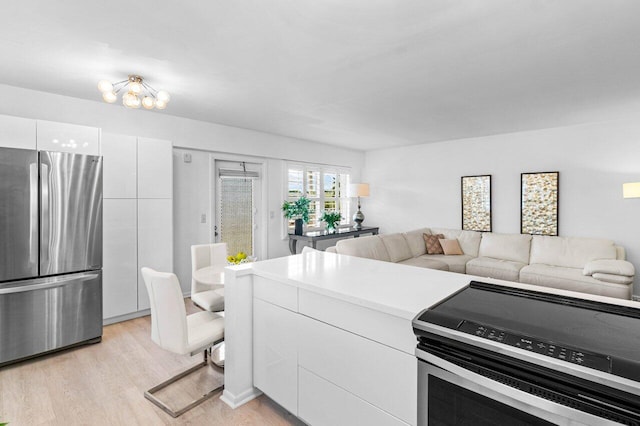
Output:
[{"xmin": 458, "ymin": 320, "xmax": 612, "ymax": 373}]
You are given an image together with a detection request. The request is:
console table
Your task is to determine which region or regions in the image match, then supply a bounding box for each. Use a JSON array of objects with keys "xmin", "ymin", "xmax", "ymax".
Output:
[{"xmin": 288, "ymin": 226, "xmax": 379, "ymax": 254}]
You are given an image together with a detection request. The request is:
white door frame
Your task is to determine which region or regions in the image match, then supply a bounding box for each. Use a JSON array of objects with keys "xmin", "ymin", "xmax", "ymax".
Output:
[{"xmin": 211, "ymin": 154, "xmax": 267, "ymax": 261}]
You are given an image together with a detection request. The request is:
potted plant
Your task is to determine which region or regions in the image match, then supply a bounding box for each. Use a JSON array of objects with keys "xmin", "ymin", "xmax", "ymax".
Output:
[
  {"xmin": 321, "ymin": 211, "xmax": 342, "ymax": 233},
  {"xmin": 282, "ymin": 196, "xmax": 311, "ymax": 235}
]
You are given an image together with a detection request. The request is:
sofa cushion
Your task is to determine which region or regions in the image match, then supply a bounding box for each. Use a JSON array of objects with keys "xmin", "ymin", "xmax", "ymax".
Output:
[
  {"xmin": 424, "ymin": 234, "xmax": 445, "ymax": 254},
  {"xmin": 529, "ymin": 236, "xmax": 616, "ymax": 269},
  {"xmin": 431, "ymin": 228, "xmax": 482, "ymax": 257},
  {"xmin": 379, "ymin": 233, "xmax": 413, "ymax": 263},
  {"xmin": 478, "ymin": 233, "xmax": 532, "ymax": 264},
  {"xmin": 520, "ymin": 264, "xmax": 632, "ymax": 299},
  {"xmin": 424, "ymin": 254, "xmax": 474, "ymax": 274},
  {"xmin": 466, "ymin": 257, "xmax": 526, "ymax": 282},
  {"xmin": 399, "ymin": 256, "xmax": 449, "ymax": 271},
  {"xmin": 402, "ymin": 228, "xmax": 432, "ymax": 257},
  {"xmin": 335, "ymin": 235, "xmax": 390, "ymax": 262},
  {"xmin": 439, "ymin": 239, "xmax": 463, "ymax": 255}
]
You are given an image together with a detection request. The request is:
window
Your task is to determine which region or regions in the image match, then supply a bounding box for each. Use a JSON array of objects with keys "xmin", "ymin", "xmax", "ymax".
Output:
[{"xmin": 286, "ymin": 164, "xmax": 351, "ymax": 230}]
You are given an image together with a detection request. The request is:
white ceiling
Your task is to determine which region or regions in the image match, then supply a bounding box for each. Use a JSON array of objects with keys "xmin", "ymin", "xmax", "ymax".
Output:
[{"xmin": 2, "ymin": 1, "xmax": 640, "ymax": 151}]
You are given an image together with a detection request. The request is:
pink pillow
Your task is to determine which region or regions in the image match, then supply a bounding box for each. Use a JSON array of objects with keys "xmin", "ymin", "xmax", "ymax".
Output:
[{"xmin": 439, "ymin": 239, "xmax": 464, "ymax": 255}]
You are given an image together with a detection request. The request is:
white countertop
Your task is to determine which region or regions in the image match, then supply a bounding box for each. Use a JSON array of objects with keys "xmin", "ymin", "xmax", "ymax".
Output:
[{"xmin": 232, "ymin": 251, "xmax": 640, "ymax": 320}]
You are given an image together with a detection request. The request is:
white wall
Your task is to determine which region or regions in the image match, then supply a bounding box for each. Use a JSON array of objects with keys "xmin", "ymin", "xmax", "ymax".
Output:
[
  {"xmin": 364, "ymin": 118, "xmax": 640, "ymax": 296},
  {"xmin": 0, "ymin": 84, "xmax": 364, "ymax": 292}
]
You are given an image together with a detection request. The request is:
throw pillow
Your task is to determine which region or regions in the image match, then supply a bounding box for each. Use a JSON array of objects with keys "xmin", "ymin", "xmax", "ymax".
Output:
[
  {"xmin": 423, "ymin": 233, "xmax": 445, "ymax": 255},
  {"xmin": 439, "ymin": 239, "xmax": 464, "ymax": 255}
]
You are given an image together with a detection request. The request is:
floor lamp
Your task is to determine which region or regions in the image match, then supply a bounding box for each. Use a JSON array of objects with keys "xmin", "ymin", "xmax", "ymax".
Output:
[{"xmin": 349, "ymin": 183, "xmax": 370, "ymax": 230}]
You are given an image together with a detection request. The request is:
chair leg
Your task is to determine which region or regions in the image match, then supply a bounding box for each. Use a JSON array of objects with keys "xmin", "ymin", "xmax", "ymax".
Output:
[{"xmin": 144, "ymin": 350, "xmax": 224, "ymax": 418}]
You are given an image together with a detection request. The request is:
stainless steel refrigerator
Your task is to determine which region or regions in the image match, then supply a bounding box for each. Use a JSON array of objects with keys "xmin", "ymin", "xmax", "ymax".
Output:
[{"xmin": 0, "ymin": 147, "xmax": 103, "ymax": 366}]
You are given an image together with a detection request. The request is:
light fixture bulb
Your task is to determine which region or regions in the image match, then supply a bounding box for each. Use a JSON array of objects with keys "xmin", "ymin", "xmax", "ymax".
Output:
[
  {"xmin": 142, "ymin": 96, "xmax": 155, "ymax": 109},
  {"xmin": 129, "ymin": 81, "xmax": 142, "ymax": 94},
  {"xmin": 97, "ymin": 80, "xmax": 113, "ymax": 93},
  {"xmin": 156, "ymin": 90, "xmax": 170, "ymax": 103},
  {"xmin": 102, "ymin": 91, "xmax": 117, "ymax": 103},
  {"xmin": 155, "ymin": 99, "xmax": 167, "ymax": 110},
  {"xmin": 123, "ymin": 91, "xmax": 141, "ymax": 109}
]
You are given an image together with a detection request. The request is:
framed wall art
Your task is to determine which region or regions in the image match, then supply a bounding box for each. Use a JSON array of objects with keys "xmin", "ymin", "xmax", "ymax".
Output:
[
  {"xmin": 521, "ymin": 171, "xmax": 559, "ymax": 236},
  {"xmin": 461, "ymin": 175, "xmax": 492, "ymax": 232}
]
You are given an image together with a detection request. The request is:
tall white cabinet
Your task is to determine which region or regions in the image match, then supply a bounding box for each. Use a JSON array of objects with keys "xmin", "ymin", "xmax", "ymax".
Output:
[{"xmin": 101, "ymin": 133, "xmax": 173, "ymax": 321}]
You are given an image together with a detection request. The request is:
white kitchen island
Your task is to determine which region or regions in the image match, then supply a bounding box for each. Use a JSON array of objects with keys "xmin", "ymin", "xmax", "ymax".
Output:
[
  {"xmin": 221, "ymin": 250, "xmax": 639, "ymax": 425},
  {"xmin": 220, "ymin": 250, "xmax": 474, "ymax": 425}
]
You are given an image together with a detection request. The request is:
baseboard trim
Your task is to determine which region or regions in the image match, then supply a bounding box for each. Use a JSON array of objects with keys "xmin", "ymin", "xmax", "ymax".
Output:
[
  {"xmin": 103, "ymin": 309, "xmax": 150, "ymax": 326},
  {"xmin": 220, "ymin": 388, "xmax": 262, "ymax": 409},
  {"xmin": 633, "ymin": 295, "xmax": 640, "ymax": 302}
]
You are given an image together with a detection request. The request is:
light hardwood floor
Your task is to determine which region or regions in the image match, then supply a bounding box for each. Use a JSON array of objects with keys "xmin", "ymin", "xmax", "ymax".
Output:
[{"xmin": 0, "ymin": 300, "xmax": 304, "ymax": 426}]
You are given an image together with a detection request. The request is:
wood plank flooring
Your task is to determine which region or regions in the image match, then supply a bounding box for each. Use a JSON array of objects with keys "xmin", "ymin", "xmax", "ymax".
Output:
[{"xmin": 0, "ymin": 300, "xmax": 304, "ymax": 426}]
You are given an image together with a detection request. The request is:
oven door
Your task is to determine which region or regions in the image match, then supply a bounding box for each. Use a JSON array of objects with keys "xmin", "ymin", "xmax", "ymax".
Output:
[{"xmin": 418, "ymin": 351, "xmax": 625, "ymax": 426}]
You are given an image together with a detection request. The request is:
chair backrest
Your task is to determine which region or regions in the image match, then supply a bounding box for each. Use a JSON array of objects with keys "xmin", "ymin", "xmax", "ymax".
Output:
[
  {"xmin": 141, "ymin": 267, "xmax": 189, "ymax": 354},
  {"xmin": 191, "ymin": 243, "xmax": 228, "ymax": 294}
]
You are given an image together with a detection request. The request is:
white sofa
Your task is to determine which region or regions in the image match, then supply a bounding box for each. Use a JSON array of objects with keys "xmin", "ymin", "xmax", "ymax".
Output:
[{"xmin": 326, "ymin": 228, "xmax": 635, "ymax": 300}]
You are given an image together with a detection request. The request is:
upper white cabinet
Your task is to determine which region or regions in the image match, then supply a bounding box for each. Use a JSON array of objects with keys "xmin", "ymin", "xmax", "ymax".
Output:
[
  {"xmin": 0, "ymin": 114, "xmax": 36, "ymax": 149},
  {"xmin": 137, "ymin": 137, "xmax": 172, "ymax": 199},
  {"xmin": 101, "ymin": 133, "xmax": 137, "ymax": 199},
  {"xmin": 37, "ymin": 120, "xmax": 100, "ymax": 155}
]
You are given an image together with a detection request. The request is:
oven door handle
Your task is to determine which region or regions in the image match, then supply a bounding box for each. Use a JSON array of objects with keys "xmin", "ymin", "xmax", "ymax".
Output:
[{"xmin": 418, "ymin": 350, "xmax": 625, "ymax": 426}]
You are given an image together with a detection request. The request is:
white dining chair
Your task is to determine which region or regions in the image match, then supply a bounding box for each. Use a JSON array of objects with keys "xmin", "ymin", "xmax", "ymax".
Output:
[
  {"xmin": 141, "ymin": 267, "xmax": 225, "ymax": 418},
  {"xmin": 191, "ymin": 243, "xmax": 227, "ymax": 312}
]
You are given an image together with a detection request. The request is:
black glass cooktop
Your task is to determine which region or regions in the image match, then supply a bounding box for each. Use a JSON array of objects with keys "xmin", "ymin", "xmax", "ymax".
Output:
[{"xmin": 415, "ymin": 281, "xmax": 640, "ymax": 381}]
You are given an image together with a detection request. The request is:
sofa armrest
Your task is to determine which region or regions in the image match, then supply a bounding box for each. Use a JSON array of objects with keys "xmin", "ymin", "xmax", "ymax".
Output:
[
  {"xmin": 583, "ymin": 259, "xmax": 635, "ymax": 277},
  {"xmin": 325, "ymin": 246, "xmax": 337, "ymax": 253}
]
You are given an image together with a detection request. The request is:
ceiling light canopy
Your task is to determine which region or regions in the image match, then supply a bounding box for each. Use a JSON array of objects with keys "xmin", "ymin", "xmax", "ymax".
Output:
[{"xmin": 97, "ymin": 75, "xmax": 170, "ymax": 110}]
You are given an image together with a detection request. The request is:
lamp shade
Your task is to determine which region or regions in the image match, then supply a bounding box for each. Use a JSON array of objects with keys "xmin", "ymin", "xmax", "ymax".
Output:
[
  {"xmin": 623, "ymin": 182, "xmax": 640, "ymax": 198},
  {"xmin": 348, "ymin": 183, "xmax": 370, "ymax": 198}
]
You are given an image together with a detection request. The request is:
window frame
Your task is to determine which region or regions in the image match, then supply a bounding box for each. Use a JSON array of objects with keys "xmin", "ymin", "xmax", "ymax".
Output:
[{"xmin": 284, "ymin": 162, "xmax": 351, "ymax": 235}]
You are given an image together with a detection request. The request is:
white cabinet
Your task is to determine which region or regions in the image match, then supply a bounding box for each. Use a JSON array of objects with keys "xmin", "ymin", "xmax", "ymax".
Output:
[
  {"xmin": 101, "ymin": 133, "xmax": 137, "ymax": 199},
  {"xmin": 0, "ymin": 114, "xmax": 36, "ymax": 149},
  {"xmin": 36, "ymin": 120, "xmax": 100, "ymax": 155},
  {"xmin": 298, "ymin": 314, "xmax": 416, "ymax": 425},
  {"xmin": 253, "ymin": 298, "xmax": 298, "ymax": 415},
  {"xmin": 137, "ymin": 199, "xmax": 173, "ymax": 310},
  {"xmin": 103, "ymin": 199, "xmax": 138, "ymax": 319},
  {"xmin": 299, "ymin": 368, "xmax": 408, "ymax": 426},
  {"xmin": 137, "ymin": 137, "xmax": 172, "ymax": 199}
]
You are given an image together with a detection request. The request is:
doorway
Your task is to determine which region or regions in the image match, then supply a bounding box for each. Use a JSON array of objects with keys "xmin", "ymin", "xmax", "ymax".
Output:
[{"xmin": 214, "ymin": 160, "xmax": 263, "ymax": 259}]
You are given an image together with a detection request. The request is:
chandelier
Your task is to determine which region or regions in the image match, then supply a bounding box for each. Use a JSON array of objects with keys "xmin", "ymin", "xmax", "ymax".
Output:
[{"xmin": 97, "ymin": 75, "xmax": 170, "ymax": 110}]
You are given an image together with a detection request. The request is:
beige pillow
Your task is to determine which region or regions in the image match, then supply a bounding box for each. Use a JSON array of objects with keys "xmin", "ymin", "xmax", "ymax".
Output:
[
  {"xmin": 439, "ymin": 239, "xmax": 464, "ymax": 255},
  {"xmin": 423, "ymin": 233, "xmax": 445, "ymax": 255}
]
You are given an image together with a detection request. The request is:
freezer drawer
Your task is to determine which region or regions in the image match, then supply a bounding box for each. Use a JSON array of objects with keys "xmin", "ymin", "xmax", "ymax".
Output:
[{"xmin": 0, "ymin": 272, "xmax": 102, "ymax": 366}]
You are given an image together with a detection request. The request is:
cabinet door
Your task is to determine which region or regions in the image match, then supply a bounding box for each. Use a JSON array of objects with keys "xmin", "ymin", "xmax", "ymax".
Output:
[
  {"xmin": 101, "ymin": 133, "xmax": 137, "ymax": 199},
  {"xmin": 0, "ymin": 114, "xmax": 36, "ymax": 149},
  {"xmin": 103, "ymin": 199, "xmax": 138, "ymax": 319},
  {"xmin": 137, "ymin": 137, "xmax": 172, "ymax": 199},
  {"xmin": 137, "ymin": 199, "xmax": 173, "ymax": 310},
  {"xmin": 36, "ymin": 120, "xmax": 100, "ymax": 155},
  {"xmin": 253, "ymin": 298, "xmax": 298, "ymax": 416}
]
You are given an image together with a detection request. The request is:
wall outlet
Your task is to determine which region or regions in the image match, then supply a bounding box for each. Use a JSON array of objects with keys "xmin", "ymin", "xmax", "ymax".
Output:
[
  {"xmin": 633, "ymin": 295, "xmax": 640, "ymax": 302},
  {"xmin": 200, "ymin": 213, "xmax": 207, "ymax": 224}
]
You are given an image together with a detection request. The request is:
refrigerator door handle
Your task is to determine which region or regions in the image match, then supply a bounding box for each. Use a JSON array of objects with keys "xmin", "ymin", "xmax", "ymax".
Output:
[
  {"xmin": 0, "ymin": 273, "xmax": 100, "ymax": 295},
  {"xmin": 40, "ymin": 162, "xmax": 50, "ymax": 266},
  {"xmin": 29, "ymin": 163, "xmax": 39, "ymax": 266}
]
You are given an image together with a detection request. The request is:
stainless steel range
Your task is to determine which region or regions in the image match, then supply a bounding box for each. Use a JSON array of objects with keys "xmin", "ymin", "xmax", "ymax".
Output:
[{"xmin": 412, "ymin": 281, "xmax": 640, "ymax": 425}]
